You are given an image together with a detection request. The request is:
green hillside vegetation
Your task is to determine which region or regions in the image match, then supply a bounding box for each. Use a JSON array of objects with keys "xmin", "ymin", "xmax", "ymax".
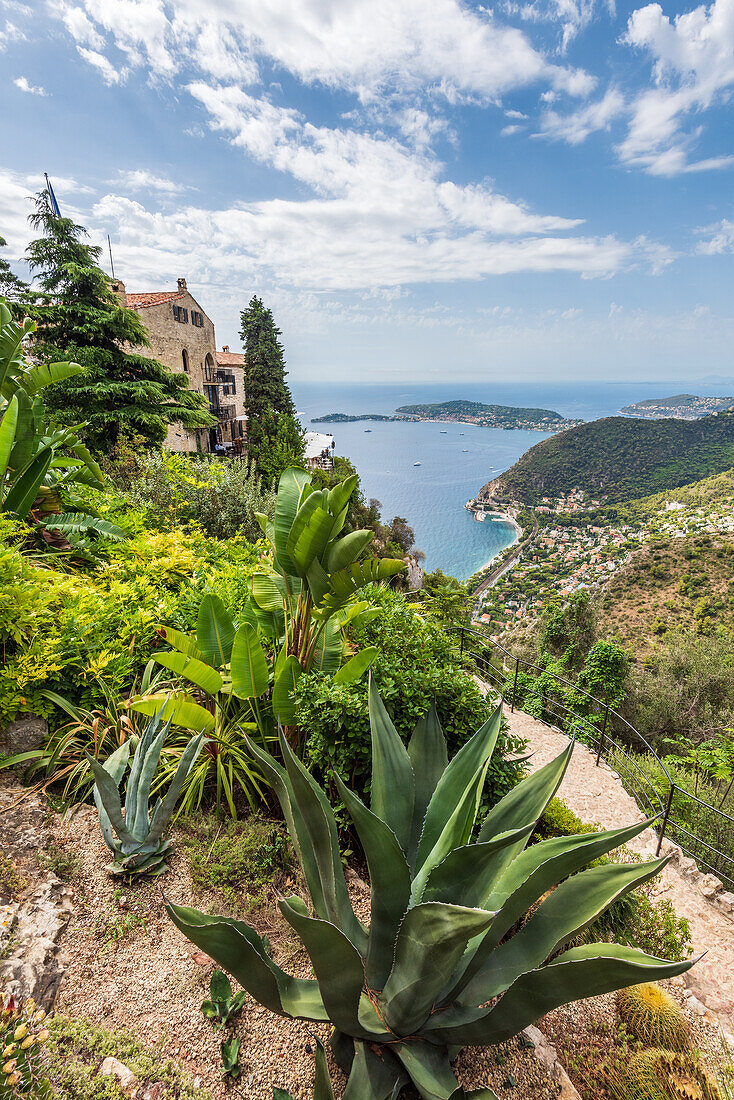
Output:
[
  {"xmin": 482, "ymin": 412, "xmax": 734, "ymax": 504},
  {"xmin": 597, "ymin": 532, "xmax": 734, "ymax": 653},
  {"xmin": 396, "ymin": 399, "xmax": 567, "ymax": 421}
]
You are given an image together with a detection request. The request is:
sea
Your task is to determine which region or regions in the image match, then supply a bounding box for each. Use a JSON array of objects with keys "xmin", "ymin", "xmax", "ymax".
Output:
[{"xmin": 291, "ymin": 380, "xmax": 731, "ymax": 580}]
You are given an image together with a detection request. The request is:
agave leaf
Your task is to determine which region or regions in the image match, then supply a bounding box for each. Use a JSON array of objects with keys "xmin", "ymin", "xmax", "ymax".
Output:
[
  {"xmin": 153, "ymin": 650, "xmax": 223, "ymax": 697},
  {"xmin": 197, "ymin": 594, "xmax": 236, "ymax": 669},
  {"xmin": 392, "ymin": 1040, "xmax": 460, "ymax": 1100},
  {"xmin": 342, "ymin": 1039, "xmax": 408, "ymax": 1100},
  {"xmin": 86, "ymin": 752, "xmax": 136, "ymax": 848},
  {"xmin": 240, "ymin": 730, "xmax": 328, "ymax": 920},
  {"xmin": 381, "ymin": 903, "xmax": 496, "ymax": 1036},
  {"xmin": 368, "ymin": 675, "xmax": 415, "ymax": 853},
  {"xmin": 421, "ymin": 824, "xmax": 535, "ymax": 909},
  {"xmin": 425, "ymin": 943, "xmax": 697, "ymax": 1047},
  {"xmin": 412, "ymin": 707, "xmax": 503, "ymax": 900},
  {"xmin": 460, "ymin": 856, "xmax": 670, "ymax": 1005},
  {"xmin": 312, "ymin": 1037, "xmax": 336, "ymax": 1100},
  {"xmin": 230, "ymin": 623, "xmax": 270, "ymax": 699},
  {"xmin": 407, "ymin": 702, "xmax": 448, "ymax": 867},
  {"xmin": 145, "ymin": 731, "xmax": 205, "ymax": 848},
  {"xmin": 92, "ymin": 741, "xmax": 131, "ymax": 852},
  {"xmin": 279, "ymin": 896, "xmax": 383, "ymax": 1039},
  {"xmin": 167, "ymin": 901, "xmax": 328, "ymax": 1020},
  {"xmin": 478, "ymin": 742, "xmax": 573, "ymax": 846},
  {"xmin": 125, "ymin": 712, "xmax": 163, "ymax": 837},
  {"xmin": 332, "ymin": 772, "xmax": 412, "ymax": 991},
  {"xmin": 279, "ymin": 731, "xmax": 367, "ymax": 953}
]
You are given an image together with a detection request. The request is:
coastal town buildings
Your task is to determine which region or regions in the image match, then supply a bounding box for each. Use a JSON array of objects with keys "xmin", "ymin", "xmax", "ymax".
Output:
[{"xmin": 113, "ymin": 276, "xmax": 246, "ymax": 453}]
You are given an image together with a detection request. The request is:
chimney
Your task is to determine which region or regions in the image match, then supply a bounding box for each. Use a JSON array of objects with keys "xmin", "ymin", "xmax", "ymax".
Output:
[
  {"xmin": 177, "ymin": 277, "xmax": 187, "ymax": 290},
  {"xmin": 110, "ymin": 279, "xmax": 126, "ymax": 301},
  {"xmin": 222, "ymin": 345, "xmax": 229, "ymax": 353}
]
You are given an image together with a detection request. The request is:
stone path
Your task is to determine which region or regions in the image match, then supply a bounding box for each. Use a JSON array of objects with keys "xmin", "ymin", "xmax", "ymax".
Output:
[{"xmin": 505, "ymin": 708, "xmax": 734, "ymax": 1028}]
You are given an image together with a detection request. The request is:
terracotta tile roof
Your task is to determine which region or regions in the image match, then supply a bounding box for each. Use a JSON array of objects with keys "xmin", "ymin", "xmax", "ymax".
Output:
[
  {"xmin": 216, "ymin": 350, "xmax": 245, "ymax": 367},
  {"xmin": 126, "ymin": 291, "xmax": 185, "ymax": 309}
]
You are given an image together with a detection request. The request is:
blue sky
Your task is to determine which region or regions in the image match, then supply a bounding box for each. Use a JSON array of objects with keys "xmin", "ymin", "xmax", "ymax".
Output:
[{"xmin": 1, "ymin": 0, "xmax": 733, "ymax": 385}]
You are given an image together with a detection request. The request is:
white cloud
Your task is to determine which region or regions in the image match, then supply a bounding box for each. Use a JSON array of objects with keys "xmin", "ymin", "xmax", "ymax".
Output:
[
  {"xmin": 114, "ymin": 169, "xmax": 189, "ymax": 194},
  {"xmin": 14, "ymin": 75, "xmax": 47, "ymax": 95},
  {"xmin": 536, "ymin": 87, "xmax": 625, "ymax": 143},
  {"xmin": 502, "ymin": 0, "xmax": 615, "ymax": 51},
  {"xmin": 619, "ymin": 0, "xmax": 734, "ymax": 175},
  {"xmin": 502, "ymin": 123, "xmax": 525, "ymax": 135},
  {"xmin": 0, "ymin": 19, "xmax": 23, "ymax": 49},
  {"xmin": 77, "ymin": 46, "xmax": 124, "ymax": 84},
  {"xmin": 697, "ymin": 219, "xmax": 734, "ymax": 254}
]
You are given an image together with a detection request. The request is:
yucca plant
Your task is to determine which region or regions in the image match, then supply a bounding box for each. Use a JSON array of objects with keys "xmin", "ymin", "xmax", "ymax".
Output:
[
  {"xmin": 88, "ymin": 708, "xmax": 204, "ymax": 877},
  {"xmin": 167, "ymin": 680, "xmax": 696, "ymax": 1100}
]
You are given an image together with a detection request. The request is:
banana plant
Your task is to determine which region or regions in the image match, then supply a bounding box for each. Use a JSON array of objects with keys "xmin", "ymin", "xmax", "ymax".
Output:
[
  {"xmin": 167, "ymin": 679, "xmax": 697, "ymax": 1100},
  {"xmin": 133, "ymin": 468, "xmax": 404, "ymax": 752},
  {"xmin": 0, "ymin": 298, "xmax": 124, "ymax": 557},
  {"xmin": 87, "ymin": 708, "xmax": 204, "ymax": 877}
]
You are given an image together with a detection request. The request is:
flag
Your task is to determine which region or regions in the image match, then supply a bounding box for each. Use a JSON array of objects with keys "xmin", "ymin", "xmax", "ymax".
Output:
[{"xmin": 44, "ymin": 173, "xmax": 61, "ymax": 217}]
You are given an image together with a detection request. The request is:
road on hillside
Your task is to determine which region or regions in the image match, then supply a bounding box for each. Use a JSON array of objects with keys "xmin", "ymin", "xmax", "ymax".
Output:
[{"xmin": 471, "ymin": 509, "xmax": 538, "ymax": 617}]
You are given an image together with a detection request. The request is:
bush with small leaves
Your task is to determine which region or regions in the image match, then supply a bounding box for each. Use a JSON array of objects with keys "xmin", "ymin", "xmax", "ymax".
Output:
[{"xmin": 616, "ymin": 983, "xmax": 689, "ymax": 1051}]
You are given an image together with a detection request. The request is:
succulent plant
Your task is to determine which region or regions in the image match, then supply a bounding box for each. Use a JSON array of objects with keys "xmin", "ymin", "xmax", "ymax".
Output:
[
  {"xmin": 166, "ymin": 680, "xmax": 696, "ymax": 1100},
  {"xmin": 616, "ymin": 983, "xmax": 690, "ymax": 1051},
  {"xmin": 220, "ymin": 1036, "xmax": 242, "ymax": 1079},
  {"xmin": 201, "ymin": 970, "xmax": 246, "ymax": 1028},
  {"xmin": 624, "ymin": 1049, "xmax": 722, "ymax": 1100},
  {"xmin": 0, "ymin": 992, "xmax": 51, "ymax": 1099},
  {"xmin": 88, "ymin": 709, "xmax": 204, "ymax": 877}
]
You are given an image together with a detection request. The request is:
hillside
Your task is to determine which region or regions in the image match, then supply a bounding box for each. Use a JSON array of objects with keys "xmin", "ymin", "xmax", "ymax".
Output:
[
  {"xmin": 394, "ymin": 399, "xmax": 582, "ymax": 430},
  {"xmin": 619, "ymin": 394, "xmax": 734, "ymax": 419},
  {"xmin": 596, "ymin": 532, "xmax": 734, "ymax": 654},
  {"xmin": 479, "ymin": 411, "xmax": 734, "ymax": 505}
]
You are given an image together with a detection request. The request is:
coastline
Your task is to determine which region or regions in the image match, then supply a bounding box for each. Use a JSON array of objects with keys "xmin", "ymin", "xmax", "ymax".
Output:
[{"xmin": 470, "ymin": 510, "xmax": 521, "ymax": 577}]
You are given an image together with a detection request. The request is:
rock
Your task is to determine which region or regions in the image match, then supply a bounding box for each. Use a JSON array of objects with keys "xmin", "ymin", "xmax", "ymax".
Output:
[
  {"xmin": 0, "ymin": 878, "xmax": 73, "ymax": 1008},
  {"xmin": 700, "ymin": 874, "xmax": 724, "ymax": 899},
  {"xmin": 135, "ymin": 1083, "xmax": 165, "ymax": 1100},
  {"xmin": 99, "ymin": 1057, "xmax": 137, "ymax": 1093},
  {"xmin": 0, "ymin": 714, "xmax": 48, "ymax": 756},
  {"xmin": 715, "ymin": 891, "xmax": 734, "ymax": 913},
  {"xmin": 677, "ymin": 856, "xmax": 699, "ymax": 879},
  {"xmin": 523, "ymin": 1026, "xmax": 581, "ymax": 1100}
]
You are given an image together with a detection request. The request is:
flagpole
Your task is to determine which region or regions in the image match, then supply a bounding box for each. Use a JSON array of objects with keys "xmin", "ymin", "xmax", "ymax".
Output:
[{"xmin": 44, "ymin": 172, "xmax": 62, "ymax": 217}]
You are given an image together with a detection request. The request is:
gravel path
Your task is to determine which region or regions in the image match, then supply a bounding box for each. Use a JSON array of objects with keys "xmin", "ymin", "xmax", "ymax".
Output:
[{"xmin": 505, "ymin": 709, "xmax": 734, "ymax": 1026}]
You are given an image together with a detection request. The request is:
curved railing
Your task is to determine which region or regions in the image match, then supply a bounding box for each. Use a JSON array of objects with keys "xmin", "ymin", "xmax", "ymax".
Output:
[{"xmin": 453, "ymin": 624, "xmax": 734, "ymax": 888}]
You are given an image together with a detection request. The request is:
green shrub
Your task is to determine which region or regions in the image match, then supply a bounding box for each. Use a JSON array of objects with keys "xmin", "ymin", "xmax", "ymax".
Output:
[
  {"xmin": 179, "ymin": 812, "xmax": 291, "ymax": 912},
  {"xmin": 534, "ymin": 796, "xmax": 595, "ymax": 841},
  {"xmin": 296, "ymin": 587, "xmax": 525, "ymax": 806},
  {"xmin": 107, "ymin": 446, "xmax": 276, "ymax": 542},
  {"xmin": 45, "ymin": 1016, "xmax": 208, "ymax": 1100}
]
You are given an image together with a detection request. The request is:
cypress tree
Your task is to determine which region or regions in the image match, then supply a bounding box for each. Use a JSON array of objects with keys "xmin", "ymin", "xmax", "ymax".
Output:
[
  {"xmin": 25, "ymin": 190, "xmax": 213, "ymax": 452},
  {"xmin": 239, "ymin": 295, "xmax": 304, "ymax": 482}
]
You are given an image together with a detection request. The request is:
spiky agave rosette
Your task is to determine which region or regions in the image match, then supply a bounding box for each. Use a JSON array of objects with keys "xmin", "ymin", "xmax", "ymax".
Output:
[
  {"xmin": 166, "ymin": 678, "xmax": 697, "ymax": 1100},
  {"xmin": 88, "ymin": 709, "xmax": 204, "ymax": 877}
]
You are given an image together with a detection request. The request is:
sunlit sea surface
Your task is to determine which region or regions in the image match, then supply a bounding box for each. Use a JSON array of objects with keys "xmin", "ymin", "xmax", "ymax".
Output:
[{"xmin": 291, "ymin": 380, "xmax": 725, "ymax": 579}]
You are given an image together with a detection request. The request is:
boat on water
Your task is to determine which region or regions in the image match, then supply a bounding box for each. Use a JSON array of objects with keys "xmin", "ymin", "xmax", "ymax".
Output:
[
  {"xmin": 440, "ymin": 430, "xmax": 447, "ymax": 434},
  {"xmin": 364, "ymin": 429, "xmax": 372, "ymax": 433},
  {"xmin": 462, "ymin": 449, "xmax": 468, "ymax": 452},
  {"xmin": 413, "ymin": 461, "xmax": 421, "ymax": 466},
  {"xmin": 475, "ymin": 512, "xmax": 486, "ymax": 522}
]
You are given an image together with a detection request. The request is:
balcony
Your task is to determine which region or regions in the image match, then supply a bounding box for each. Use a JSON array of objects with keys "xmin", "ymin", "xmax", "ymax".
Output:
[
  {"xmin": 209, "ymin": 402, "xmax": 237, "ymax": 423},
  {"xmin": 203, "ymin": 366, "xmax": 236, "ymax": 385}
]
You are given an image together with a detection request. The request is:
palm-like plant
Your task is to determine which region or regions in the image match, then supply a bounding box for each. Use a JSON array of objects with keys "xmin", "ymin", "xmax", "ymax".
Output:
[
  {"xmin": 167, "ymin": 681, "xmax": 696, "ymax": 1100},
  {"xmin": 0, "ymin": 299, "xmax": 125, "ymax": 557}
]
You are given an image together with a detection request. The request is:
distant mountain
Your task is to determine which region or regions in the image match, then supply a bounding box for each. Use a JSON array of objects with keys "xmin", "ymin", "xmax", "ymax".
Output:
[
  {"xmin": 620, "ymin": 394, "xmax": 734, "ymax": 419},
  {"xmin": 479, "ymin": 411, "xmax": 734, "ymax": 505}
]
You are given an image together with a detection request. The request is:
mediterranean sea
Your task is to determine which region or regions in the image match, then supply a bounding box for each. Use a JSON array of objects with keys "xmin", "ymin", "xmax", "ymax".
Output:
[{"xmin": 292, "ymin": 379, "xmax": 726, "ymax": 580}]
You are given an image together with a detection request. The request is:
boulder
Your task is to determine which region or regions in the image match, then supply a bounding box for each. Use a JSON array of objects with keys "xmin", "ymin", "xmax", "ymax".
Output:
[
  {"xmin": 0, "ymin": 714, "xmax": 48, "ymax": 757},
  {"xmin": 99, "ymin": 1058, "xmax": 137, "ymax": 1094}
]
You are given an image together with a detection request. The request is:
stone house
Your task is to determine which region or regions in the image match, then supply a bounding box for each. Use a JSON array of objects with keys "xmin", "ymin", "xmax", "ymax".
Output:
[{"xmin": 112, "ymin": 276, "xmax": 246, "ymax": 453}]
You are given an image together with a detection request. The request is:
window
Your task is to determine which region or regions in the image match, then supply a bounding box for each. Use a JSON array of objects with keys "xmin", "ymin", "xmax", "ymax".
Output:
[
  {"xmin": 181, "ymin": 349, "xmax": 189, "ymax": 373},
  {"xmin": 191, "ymin": 310, "xmax": 205, "ymax": 328},
  {"xmin": 173, "ymin": 305, "xmax": 189, "ymax": 323}
]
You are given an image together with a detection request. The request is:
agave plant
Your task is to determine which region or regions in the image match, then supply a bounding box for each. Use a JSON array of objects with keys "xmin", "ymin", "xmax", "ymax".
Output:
[
  {"xmin": 88, "ymin": 709, "xmax": 204, "ymax": 877},
  {"xmin": 167, "ymin": 680, "xmax": 696, "ymax": 1100}
]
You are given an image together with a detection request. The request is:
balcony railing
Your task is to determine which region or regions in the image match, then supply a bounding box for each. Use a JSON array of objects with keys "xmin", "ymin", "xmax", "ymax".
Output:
[
  {"xmin": 210, "ymin": 403, "xmax": 236, "ymax": 422},
  {"xmin": 203, "ymin": 366, "xmax": 236, "ymax": 385}
]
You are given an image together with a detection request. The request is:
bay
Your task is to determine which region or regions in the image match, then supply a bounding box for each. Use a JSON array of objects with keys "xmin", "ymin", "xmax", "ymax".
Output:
[{"xmin": 292, "ymin": 379, "xmax": 726, "ymax": 580}]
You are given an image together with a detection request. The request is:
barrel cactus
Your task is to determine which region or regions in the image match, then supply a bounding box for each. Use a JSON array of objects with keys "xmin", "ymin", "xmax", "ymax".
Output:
[
  {"xmin": 166, "ymin": 681, "xmax": 696, "ymax": 1100},
  {"xmin": 616, "ymin": 983, "xmax": 689, "ymax": 1051},
  {"xmin": 624, "ymin": 1049, "xmax": 722, "ymax": 1100},
  {"xmin": 88, "ymin": 709, "xmax": 204, "ymax": 877}
]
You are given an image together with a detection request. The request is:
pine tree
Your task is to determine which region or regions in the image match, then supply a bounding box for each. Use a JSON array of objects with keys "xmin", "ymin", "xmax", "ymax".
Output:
[
  {"xmin": 239, "ymin": 296, "xmax": 304, "ymax": 482},
  {"xmin": 25, "ymin": 190, "xmax": 213, "ymax": 452},
  {"xmin": 0, "ymin": 235, "xmax": 29, "ymax": 310}
]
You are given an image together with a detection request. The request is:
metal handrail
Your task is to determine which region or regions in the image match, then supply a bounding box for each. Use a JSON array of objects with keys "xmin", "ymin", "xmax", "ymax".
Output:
[{"xmin": 454, "ymin": 624, "xmax": 734, "ymax": 887}]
